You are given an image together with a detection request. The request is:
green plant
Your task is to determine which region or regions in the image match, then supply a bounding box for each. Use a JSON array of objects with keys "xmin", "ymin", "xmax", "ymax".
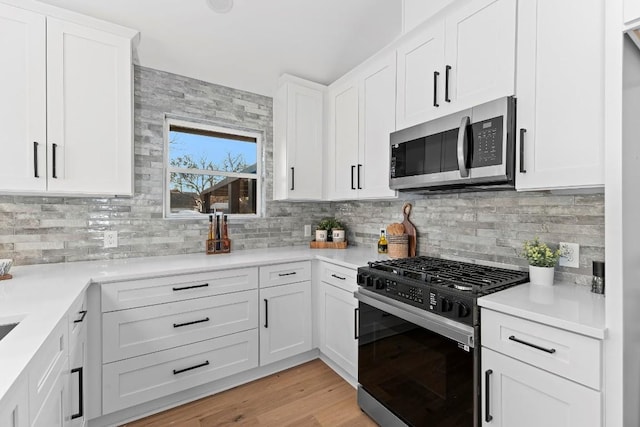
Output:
[
  {"xmin": 316, "ymin": 217, "xmax": 344, "ymax": 231},
  {"xmin": 521, "ymin": 237, "xmax": 562, "ymax": 268}
]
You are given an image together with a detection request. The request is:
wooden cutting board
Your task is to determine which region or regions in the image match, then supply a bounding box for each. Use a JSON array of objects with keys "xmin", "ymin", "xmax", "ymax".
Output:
[{"xmin": 402, "ymin": 202, "xmax": 417, "ymax": 257}]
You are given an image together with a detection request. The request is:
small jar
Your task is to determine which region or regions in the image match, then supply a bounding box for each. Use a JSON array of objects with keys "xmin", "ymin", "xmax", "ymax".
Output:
[{"xmin": 591, "ymin": 261, "xmax": 605, "ymax": 295}]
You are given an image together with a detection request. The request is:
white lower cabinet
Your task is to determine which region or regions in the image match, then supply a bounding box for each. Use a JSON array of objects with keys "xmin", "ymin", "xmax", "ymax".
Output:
[
  {"xmin": 259, "ymin": 281, "xmax": 312, "ymax": 366},
  {"xmin": 31, "ymin": 367, "xmax": 69, "ymax": 427},
  {"xmin": 0, "ymin": 379, "xmax": 28, "ymax": 427},
  {"xmin": 482, "ymin": 348, "xmax": 600, "ymax": 427},
  {"xmin": 318, "ymin": 281, "xmax": 358, "ymax": 379},
  {"xmin": 102, "ymin": 329, "xmax": 258, "ymax": 414}
]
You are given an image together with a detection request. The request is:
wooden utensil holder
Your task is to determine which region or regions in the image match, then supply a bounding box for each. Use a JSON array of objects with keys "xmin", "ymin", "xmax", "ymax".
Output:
[{"xmin": 206, "ymin": 239, "xmax": 231, "ymax": 255}]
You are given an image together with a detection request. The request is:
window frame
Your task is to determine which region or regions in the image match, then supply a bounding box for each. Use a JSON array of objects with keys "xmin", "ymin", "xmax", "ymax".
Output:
[{"xmin": 163, "ymin": 117, "xmax": 263, "ymax": 219}]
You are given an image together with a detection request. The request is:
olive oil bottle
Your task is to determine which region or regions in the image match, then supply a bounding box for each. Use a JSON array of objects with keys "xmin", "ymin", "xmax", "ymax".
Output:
[{"xmin": 377, "ymin": 229, "xmax": 388, "ymax": 254}]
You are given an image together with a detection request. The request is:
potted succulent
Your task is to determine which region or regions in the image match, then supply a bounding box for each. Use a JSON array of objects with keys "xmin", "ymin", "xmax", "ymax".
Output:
[
  {"xmin": 316, "ymin": 217, "xmax": 346, "ymax": 243},
  {"xmin": 520, "ymin": 237, "xmax": 562, "ymax": 286}
]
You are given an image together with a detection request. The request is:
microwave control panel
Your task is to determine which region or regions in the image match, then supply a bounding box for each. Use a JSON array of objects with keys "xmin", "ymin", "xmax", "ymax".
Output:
[{"xmin": 470, "ymin": 116, "xmax": 503, "ymax": 168}]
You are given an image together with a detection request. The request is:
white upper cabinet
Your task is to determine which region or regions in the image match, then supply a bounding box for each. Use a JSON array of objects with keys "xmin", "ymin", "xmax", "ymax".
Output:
[
  {"xmin": 0, "ymin": 4, "xmax": 46, "ymax": 193},
  {"xmin": 396, "ymin": 0, "xmax": 516, "ymax": 130},
  {"xmin": 515, "ymin": 0, "xmax": 604, "ymax": 191},
  {"xmin": 327, "ymin": 52, "xmax": 397, "ymax": 200},
  {"xmin": 625, "ymin": 0, "xmax": 640, "ymax": 26},
  {"xmin": 0, "ymin": 3, "xmax": 136, "ymax": 197},
  {"xmin": 273, "ymin": 76, "xmax": 324, "ymax": 200}
]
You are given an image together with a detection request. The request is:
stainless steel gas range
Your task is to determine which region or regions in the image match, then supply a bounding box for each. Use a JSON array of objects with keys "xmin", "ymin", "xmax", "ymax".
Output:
[{"xmin": 355, "ymin": 256, "xmax": 529, "ymax": 427}]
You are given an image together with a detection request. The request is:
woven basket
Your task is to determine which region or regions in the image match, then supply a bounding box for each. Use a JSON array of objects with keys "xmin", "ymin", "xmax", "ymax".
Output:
[{"xmin": 387, "ymin": 234, "xmax": 409, "ymax": 259}]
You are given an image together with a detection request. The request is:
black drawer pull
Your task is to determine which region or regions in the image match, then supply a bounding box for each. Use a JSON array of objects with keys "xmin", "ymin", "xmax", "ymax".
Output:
[
  {"xmin": 357, "ymin": 164, "xmax": 362, "ymax": 190},
  {"xmin": 33, "ymin": 141, "xmax": 39, "ymax": 178},
  {"xmin": 71, "ymin": 367, "xmax": 83, "ymax": 419},
  {"xmin": 433, "ymin": 71, "xmax": 440, "ymax": 107},
  {"xmin": 52, "ymin": 143, "xmax": 58, "ymax": 178},
  {"xmin": 445, "ymin": 65, "xmax": 451, "ymax": 102},
  {"xmin": 264, "ymin": 299, "xmax": 269, "ymax": 328},
  {"xmin": 73, "ymin": 310, "xmax": 87, "ymax": 324},
  {"xmin": 519, "ymin": 128, "xmax": 527, "ymax": 173},
  {"xmin": 351, "ymin": 165, "xmax": 356, "ymax": 190},
  {"xmin": 485, "ymin": 369, "xmax": 493, "ymax": 422},
  {"xmin": 331, "ymin": 274, "xmax": 346, "ymax": 281},
  {"xmin": 291, "ymin": 167, "xmax": 295, "ymax": 191},
  {"xmin": 508, "ymin": 335, "xmax": 556, "ymax": 354},
  {"xmin": 173, "ymin": 360, "xmax": 210, "ymax": 375},
  {"xmin": 278, "ymin": 272, "xmax": 297, "ymax": 277},
  {"xmin": 173, "ymin": 283, "xmax": 209, "ymax": 291},
  {"xmin": 354, "ymin": 308, "xmax": 359, "ymax": 340},
  {"xmin": 173, "ymin": 317, "xmax": 210, "ymax": 328}
]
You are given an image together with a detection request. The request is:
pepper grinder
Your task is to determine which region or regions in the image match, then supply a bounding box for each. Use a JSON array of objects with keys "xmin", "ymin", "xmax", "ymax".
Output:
[{"xmin": 592, "ymin": 261, "xmax": 605, "ymax": 295}]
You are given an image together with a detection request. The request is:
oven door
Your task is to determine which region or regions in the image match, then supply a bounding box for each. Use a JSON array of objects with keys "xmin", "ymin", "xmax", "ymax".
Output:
[{"xmin": 356, "ymin": 288, "xmax": 478, "ymax": 427}]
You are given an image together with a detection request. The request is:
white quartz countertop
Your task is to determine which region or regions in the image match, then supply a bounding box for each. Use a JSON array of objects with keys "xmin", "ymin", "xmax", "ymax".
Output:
[
  {"xmin": 0, "ymin": 245, "xmax": 378, "ymax": 405},
  {"xmin": 478, "ymin": 281, "xmax": 606, "ymax": 339}
]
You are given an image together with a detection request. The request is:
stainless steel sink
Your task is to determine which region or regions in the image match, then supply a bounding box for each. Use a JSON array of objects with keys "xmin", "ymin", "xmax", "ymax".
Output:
[{"xmin": 0, "ymin": 323, "xmax": 18, "ymax": 341}]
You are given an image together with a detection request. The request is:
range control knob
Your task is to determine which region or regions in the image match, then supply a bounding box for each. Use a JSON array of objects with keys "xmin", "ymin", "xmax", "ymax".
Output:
[
  {"xmin": 357, "ymin": 273, "xmax": 373, "ymax": 287},
  {"xmin": 454, "ymin": 301, "xmax": 470, "ymax": 318},
  {"xmin": 374, "ymin": 278, "xmax": 385, "ymax": 290},
  {"xmin": 439, "ymin": 297, "xmax": 453, "ymax": 313}
]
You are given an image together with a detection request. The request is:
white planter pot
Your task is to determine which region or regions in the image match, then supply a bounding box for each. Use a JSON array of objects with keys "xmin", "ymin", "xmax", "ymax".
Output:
[
  {"xmin": 332, "ymin": 229, "xmax": 345, "ymax": 243},
  {"xmin": 315, "ymin": 230, "xmax": 327, "ymax": 242},
  {"xmin": 529, "ymin": 265, "xmax": 555, "ymax": 286}
]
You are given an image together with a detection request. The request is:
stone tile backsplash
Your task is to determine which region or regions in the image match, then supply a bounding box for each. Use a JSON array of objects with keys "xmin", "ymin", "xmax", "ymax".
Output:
[{"xmin": 0, "ymin": 66, "xmax": 604, "ymax": 285}]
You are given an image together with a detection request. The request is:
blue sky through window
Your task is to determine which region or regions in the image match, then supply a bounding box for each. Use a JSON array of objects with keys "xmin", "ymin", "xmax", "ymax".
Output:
[{"xmin": 169, "ymin": 131, "xmax": 257, "ymax": 169}]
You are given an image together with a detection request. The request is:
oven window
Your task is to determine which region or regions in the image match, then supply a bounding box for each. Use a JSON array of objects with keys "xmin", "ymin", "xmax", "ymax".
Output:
[{"xmin": 358, "ymin": 302, "xmax": 474, "ymax": 426}]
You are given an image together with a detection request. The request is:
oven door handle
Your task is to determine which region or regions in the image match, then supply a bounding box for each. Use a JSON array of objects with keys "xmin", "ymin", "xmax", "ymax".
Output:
[{"xmin": 354, "ymin": 288, "xmax": 475, "ymax": 348}]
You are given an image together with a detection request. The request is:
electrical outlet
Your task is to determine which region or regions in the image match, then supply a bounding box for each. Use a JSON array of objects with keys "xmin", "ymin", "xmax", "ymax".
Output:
[
  {"xmin": 304, "ymin": 224, "xmax": 311, "ymax": 237},
  {"xmin": 559, "ymin": 242, "xmax": 579, "ymax": 268},
  {"xmin": 104, "ymin": 230, "xmax": 118, "ymax": 248}
]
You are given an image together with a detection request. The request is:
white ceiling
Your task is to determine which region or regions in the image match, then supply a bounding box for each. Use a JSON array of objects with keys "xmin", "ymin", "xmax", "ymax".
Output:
[{"xmin": 36, "ymin": 0, "xmax": 404, "ymax": 97}]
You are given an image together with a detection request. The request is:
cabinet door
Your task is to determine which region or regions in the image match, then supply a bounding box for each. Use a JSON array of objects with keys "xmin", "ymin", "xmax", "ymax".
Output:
[
  {"xmin": 482, "ymin": 348, "xmax": 601, "ymax": 427},
  {"xmin": 0, "ymin": 379, "xmax": 28, "ymax": 427},
  {"xmin": 287, "ymin": 84, "xmax": 324, "ymax": 200},
  {"xmin": 46, "ymin": 18, "xmax": 133, "ymax": 196},
  {"xmin": 68, "ymin": 320, "xmax": 87, "ymax": 427},
  {"xmin": 0, "ymin": 4, "xmax": 46, "ymax": 193},
  {"xmin": 357, "ymin": 52, "xmax": 397, "ymax": 199},
  {"xmin": 31, "ymin": 367, "xmax": 69, "ymax": 427},
  {"xmin": 516, "ymin": 0, "xmax": 604, "ymax": 190},
  {"xmin": 318, "ymin": 282, "xmax": 358, "ymax": 379},
  {"xmin": 396, "ymin": 21, "xmax": 445, "ymax": 130},
  {"xmin": 259, "ymin": 281, "xmax": 312, "ymax": 366},
  {"xmin": 327, "ymin": 81, "xmax": 360, "ymax": 200},
  {"xmin": 444, "ymin": 0, "xmax": 516, "ymax": 109}
]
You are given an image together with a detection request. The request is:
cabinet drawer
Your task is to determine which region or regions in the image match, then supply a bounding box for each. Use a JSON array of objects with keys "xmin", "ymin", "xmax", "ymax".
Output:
[
  {"xmin": 28, "ymin": 317, "xmax": 68, "ymax": 422},
  {"xmin": 482, "ymin": 309, "xmax": 601, "ymax": 389},
  {"xmin": 102, "ymin": 329, "xmax": 258, "ymax": 414},
  {"xmin": 103, "ymin": 289, "xmax": 258, "ymax": 363},
  {"xmin": 259, "ymin": 261, "xmax": 311, "ymax": 288},
  {"xmin": 321, "ymin": 262, "xmax": 356, "ymax": 293},
  {"xmin": 68, "ymin": 290, "xmax": 88, "ymax": 353},
  {"xmin": 101, "ymin": 267, "xmax": 258, "ymax": 312}
]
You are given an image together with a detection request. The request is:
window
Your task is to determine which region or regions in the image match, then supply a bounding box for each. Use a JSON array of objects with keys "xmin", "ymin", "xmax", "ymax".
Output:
[{"xmin": 165, "ymin": 119, "xmax": 261, "ymax": 217}]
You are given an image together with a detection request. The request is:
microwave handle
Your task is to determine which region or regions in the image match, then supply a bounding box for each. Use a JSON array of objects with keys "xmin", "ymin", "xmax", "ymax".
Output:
[{"xmin": 457, "ymin": 116, "xmax": 470, "ymax": 178}]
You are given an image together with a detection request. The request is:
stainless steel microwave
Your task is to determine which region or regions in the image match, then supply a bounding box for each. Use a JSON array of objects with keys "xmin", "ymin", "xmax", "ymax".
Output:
[{"xmin": 390, "ymin": 96, "xmax": 516, "ymax": 192}]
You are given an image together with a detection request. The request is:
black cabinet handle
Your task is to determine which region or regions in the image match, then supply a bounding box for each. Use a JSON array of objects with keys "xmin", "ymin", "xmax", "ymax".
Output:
[
  {"xmin": 52, "ymin": 143, "xmax": 58, "ymax": 178},
  {"xmin": 354, "ymin": 308, "xmax": 359, "ymax": 340},
  {"xmin": 173, "ymin": 360, "xmax": 209, "ymax": 375},
  {"xmin": 264, "ymin": 299, "xmax": 269, "ymax": 328},
  {"xmin": 278, "ymin": 272, "xmax": 296, "ymax": 277},
  {"xmin": 71, "ymin": 367, "xmax": 83, "ymax": 419},
  {"xmin": 173, "ymin": 317, "xmax": 210, "ymax": 328},
  {"xmin": 433, "ymin": 71, "xmax": 440, "ymax": 107},
  {"xmin": 445, "ymin": 65, "xmax": 451, "ymax": 102},
  {"xmin": 173, "ymin": 283, "xmax": 209, "ymax": 291},
  {"xmin": 33, "ymin": 141, "xmax": 39, "ymax": 178},
  {"xmin": 357, "ymin": 164, "xmax": 362, "ymax": 189},
  {"xmin": 351, "ymin": 165, "xmax": 356, "ymax": 190},
  {"xmin": 519, "ymin": 129, "xmax": 527, "ymax": 173},
  {"xmin": 331, "ymin": 274, "xmax": 346, "ymax": 281},
  {"xmin": 508, "ymin": 335, "xmax": 556, "ymax": 354},
  {"xmin": 291, "ymin": 167, "xmax": 295, "ymax": 191},
  {"xmin": 485, "ymin": 369, "xmax": 493, "ymax": 422},
  {"xmin": 73, "ymin": 310, "xmax": 87, "ymax": 324}
]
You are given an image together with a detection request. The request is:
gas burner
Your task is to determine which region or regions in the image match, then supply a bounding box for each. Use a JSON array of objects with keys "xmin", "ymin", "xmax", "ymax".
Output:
[{"xmin": 453, "ymin": 283, "xmax": 473, "ymax": 292}]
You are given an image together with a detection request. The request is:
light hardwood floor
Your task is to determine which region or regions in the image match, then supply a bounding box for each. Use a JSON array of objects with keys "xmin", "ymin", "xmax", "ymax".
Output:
[{"xmin": 122, "ymin": 359, "xmax": 377, "ymax": 427}]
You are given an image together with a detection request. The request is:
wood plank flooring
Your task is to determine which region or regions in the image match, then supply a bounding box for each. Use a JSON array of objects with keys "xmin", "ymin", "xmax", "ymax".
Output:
[{"xmin": 122, "ymin": 360, "xmax": 377, "ymax": 427}]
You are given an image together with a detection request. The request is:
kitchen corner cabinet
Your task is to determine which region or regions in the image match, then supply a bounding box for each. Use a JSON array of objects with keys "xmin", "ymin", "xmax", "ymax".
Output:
[
  {"xmin": 259, "ymin": 262, "xmax": 312, "ymax": 366},
  {"xmin": 481, "ymin": 309, "xmax": 602, "ymax": 427},
  {"xmin": 0, "ymin": 3, "xmax": 135, "ymax": 197},
  {"xmin": 515, "ymin": 0, "xmax": 605, "ymax": 191},
  {"xmin": 317, "ymin": 262, "xmax": 358, "ymax": 380},
  {"xmin": 396, "ymin": 0, "xmax": 516, "ymax": 130},
  {"xmin": 327, "ymin": 52, "xmax": 397, "ymax": 200},
  {"xmin": 273, "ymin": 76, "xmax": 324, "ymax": 201}
]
